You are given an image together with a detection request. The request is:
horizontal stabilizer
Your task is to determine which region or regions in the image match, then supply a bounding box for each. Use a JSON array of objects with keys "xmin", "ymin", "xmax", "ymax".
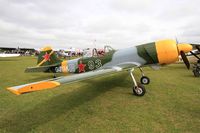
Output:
[
  {"xmin": 0, "ymin": 54, "xmax": 20, "ymax": 57},
  {"xmin": 25, "ymin": 64, "xmax": 58, "ymax": 73}
]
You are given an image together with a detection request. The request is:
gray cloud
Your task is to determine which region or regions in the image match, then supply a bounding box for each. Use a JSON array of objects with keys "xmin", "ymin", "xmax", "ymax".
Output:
[{"xmin": 0, "ymin": 0, "xmax": 199, "ymax": 49}]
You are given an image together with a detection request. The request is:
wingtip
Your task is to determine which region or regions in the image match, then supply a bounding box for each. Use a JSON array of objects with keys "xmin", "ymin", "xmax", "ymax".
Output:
[
  {"xmin": 7, "ymin": 87, "xmax": 21, "ymax": 95},
  {"xmin": 6, "ymin": 81, "xmax": 61, "ymax": 95}
]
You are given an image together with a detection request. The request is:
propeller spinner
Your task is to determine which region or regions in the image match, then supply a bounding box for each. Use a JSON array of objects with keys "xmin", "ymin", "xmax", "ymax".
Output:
[{"xmin": 177, "ymin": 44, "xmax": 193, "ymax": 69}]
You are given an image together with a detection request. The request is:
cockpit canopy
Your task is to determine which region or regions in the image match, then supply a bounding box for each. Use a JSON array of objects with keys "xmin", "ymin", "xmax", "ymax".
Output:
[{"xmin": 83, "ymin": 45, "xmax": 115, "ymax": 57}]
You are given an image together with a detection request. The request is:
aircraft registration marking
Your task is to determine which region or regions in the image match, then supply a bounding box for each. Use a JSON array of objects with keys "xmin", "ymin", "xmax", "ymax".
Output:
[
  {"xmin": 88, "ymin": 60, "xmax": 95, "ymax": 70},
  {"xmin": 88, "ymin": 59, "xmax": 102, "ymax": 70},
  {"xmin": 95, "ymin": 59, "xmax": 102, "ymax": 68}
]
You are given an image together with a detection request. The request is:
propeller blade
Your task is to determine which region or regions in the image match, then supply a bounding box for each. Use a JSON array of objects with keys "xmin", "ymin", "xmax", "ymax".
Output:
[
  {"xmin": 196, "ymin": 45, "xmax": 200, "ymax": 52},
  {"xmin": 175, "ymin": 37, "xmax": 179, "ymax": 45},
  {"xmin": 180, "ymin": 51, "xmax": 190, "ymax": 69}
]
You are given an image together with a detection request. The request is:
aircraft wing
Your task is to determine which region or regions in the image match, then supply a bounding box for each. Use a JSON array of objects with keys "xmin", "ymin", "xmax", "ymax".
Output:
[
  {"xmin": 7, "ymin": 68, "xmax": 123, "ymax": 95},
  {"xmin": 190, "ymin": 44, "xmax": 200, "ymax": 55},
  {"xmin": 0, "ymin": 54, "xmax": 20, "ymax": 57},
  {"xmin": 191, "ymin": 43, "xmax": 200, "ymax": 46},
  {"xmin": 191, "ymin": 43, "xmax": 200, "ymax": 50}
]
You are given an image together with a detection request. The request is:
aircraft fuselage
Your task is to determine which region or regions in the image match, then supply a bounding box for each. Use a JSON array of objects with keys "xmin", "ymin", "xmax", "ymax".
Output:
[{"xmin": 53, "ymin": 40, "xmax": 192, "ymax": 74}]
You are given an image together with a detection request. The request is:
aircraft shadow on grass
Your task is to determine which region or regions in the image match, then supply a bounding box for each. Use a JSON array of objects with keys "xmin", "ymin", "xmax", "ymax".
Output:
[{"xmin": 0, "ymin": 73, "xmax": 129, "ymax": 133}]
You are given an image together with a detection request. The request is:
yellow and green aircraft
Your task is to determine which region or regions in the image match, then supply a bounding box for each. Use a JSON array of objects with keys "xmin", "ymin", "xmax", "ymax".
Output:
[{"xmin": 7, "ymin": 39, "xmax": 199, "ymax": 96}]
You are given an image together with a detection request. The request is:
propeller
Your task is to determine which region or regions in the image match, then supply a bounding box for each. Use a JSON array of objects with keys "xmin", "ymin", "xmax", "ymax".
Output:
[
  {"xmin": 176, "ymin": 38, "xmax": 191, "ymax": 69},
  {"xmin": 180, "ymin": 51, "xmax": 190, "ymax": 69}
]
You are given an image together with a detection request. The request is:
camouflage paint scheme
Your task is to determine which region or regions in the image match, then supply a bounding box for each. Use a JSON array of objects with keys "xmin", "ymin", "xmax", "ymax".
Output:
[
  {"xmin": 8, "ymin": 39, "xmax": 193, "ymax": 95},
  {"xmin": 26, "ymin": 39, "xmax": 191, "ymax": 74}
]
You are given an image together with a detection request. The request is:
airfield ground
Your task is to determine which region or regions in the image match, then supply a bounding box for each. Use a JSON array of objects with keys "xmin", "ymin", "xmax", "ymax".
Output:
[{"xmin": 0, "ymin": 56, "xmax": 199, "ymax": 133}]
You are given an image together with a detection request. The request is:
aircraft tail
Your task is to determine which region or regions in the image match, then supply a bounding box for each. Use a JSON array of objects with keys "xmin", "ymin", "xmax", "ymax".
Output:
[{"xmin": 37, "ymin": 46, "xmax": 61, "ymax": 66}]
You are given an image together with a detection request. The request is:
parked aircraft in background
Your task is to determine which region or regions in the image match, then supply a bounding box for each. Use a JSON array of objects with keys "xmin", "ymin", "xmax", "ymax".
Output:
[
  {"xmin": 7, "ymin": 39, "xmax": 199, "ymax": 96},
  {"xmin": 0, "ymin": 53, "xmax": 20, "ymax": 57}
]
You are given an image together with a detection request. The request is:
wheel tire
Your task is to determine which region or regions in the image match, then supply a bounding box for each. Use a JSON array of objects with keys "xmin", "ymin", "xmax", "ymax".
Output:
[
  {"xmin": 193, "ymin": 70, "xmax": 200, "ymax": 77},
  {"xmin": 133, "ymin": 83, "xmax": 146, "ymax": 96},
  {"xmin": 140, "ymin": 76, "xmax": 150, "ymax": 85}
]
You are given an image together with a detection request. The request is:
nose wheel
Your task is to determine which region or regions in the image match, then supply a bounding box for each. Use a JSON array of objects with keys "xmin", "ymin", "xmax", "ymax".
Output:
[
  {"xmin": 129, "ymin": 68, "xmax": 146, "ymax": 96},
  {"xmin": 140, "ymin": 76, "xmax": 150, "ymax": 85},
  {"xmin": 139, "ymin": 67, "xmax": 150, "ymax": 85}
]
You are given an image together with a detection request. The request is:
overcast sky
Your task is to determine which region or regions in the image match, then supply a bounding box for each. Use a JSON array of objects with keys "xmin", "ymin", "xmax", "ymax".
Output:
[{"xmin": 0, "ymin": 0, "xmax": 200, "ymax": 49}]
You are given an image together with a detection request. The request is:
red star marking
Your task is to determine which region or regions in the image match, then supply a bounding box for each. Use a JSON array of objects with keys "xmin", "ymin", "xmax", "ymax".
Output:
[
  {"xmin": 43, "ymin": 52, "xmax": 51, "ymax": 61},
  {"xmin": 78, "ymin": 61, "xmax": 86, "ymax": 73}
]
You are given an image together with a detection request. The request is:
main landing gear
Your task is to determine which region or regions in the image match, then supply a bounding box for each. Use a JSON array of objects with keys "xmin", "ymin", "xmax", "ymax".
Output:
[
  {"xmin": 53, "ymin": 74, "xmax": 57, "ymax": 78},
  {"xmin": 129, "ymin": 68, "xmax": 147, "ymax": 96}
]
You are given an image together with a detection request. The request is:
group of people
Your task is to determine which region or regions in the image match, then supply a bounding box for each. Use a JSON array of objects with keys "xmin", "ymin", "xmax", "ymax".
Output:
[{"xmin": 0, "ymin": 49, "xmax": 35, "ymax": 56}]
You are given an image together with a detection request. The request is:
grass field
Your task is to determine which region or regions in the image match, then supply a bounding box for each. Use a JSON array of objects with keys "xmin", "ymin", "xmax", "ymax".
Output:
[{"xmin": 0, "ymin": 56, "xmax": 199, "ymax": 133}]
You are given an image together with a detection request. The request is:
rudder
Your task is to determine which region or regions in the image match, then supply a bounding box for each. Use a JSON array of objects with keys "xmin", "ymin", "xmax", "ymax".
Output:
[{"xmin": 37, "ymin": 46, "xmax": 61, "ymax": 66}]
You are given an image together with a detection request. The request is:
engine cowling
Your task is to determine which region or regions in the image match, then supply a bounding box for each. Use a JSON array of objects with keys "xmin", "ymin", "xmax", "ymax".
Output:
[
  {"xmin": 155, "ymin": 40, "xmax": 179, "ymax": 65},
  {"xmin": 155, "ymin": 40, "xmax": 192, "ymax": 65}
]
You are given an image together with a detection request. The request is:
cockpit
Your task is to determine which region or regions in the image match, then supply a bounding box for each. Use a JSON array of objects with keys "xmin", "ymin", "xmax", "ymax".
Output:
[{"xmin": 83, "ymin": 45, "xmax": 115, "ymax": 57}]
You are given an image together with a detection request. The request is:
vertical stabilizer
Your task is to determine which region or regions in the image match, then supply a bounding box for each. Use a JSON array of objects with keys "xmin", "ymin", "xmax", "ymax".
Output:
[{"xmin": 37, "ymin": 46, "xmax": 61, "ymax": 66}]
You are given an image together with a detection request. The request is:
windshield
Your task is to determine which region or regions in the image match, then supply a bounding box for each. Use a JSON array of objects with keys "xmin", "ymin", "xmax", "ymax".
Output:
[{"xmin": 83, "ymin": 45, "xmax": 115, "ymax": 57}]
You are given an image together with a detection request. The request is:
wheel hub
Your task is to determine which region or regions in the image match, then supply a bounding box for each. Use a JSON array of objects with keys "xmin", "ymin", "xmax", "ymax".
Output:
[
  {"xmin": 142, "ymin": 79, "xmax": 148, "ymax": 84},
  {"xmin": 135, "ymin": 87, "xmax": 143, "ymax": 95}
]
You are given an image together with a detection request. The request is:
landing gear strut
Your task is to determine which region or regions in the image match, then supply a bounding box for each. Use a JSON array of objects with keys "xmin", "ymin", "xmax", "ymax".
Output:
[
  {"xmin": 139, "ymin": 67, "xmax": 150, "ymax": 85},
  {"xmin": 129, "ymin": 68, "xmax": 146, "ymax": 96},
  {"xmin": 53, "ymin": 74, "xmax": 57, "ymax": 78}
]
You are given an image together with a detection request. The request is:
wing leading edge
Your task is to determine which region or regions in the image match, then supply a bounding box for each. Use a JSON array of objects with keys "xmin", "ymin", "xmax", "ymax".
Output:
[{"xmin": 7, "ymin": 68, "xmax": 122, "ymax": 95}]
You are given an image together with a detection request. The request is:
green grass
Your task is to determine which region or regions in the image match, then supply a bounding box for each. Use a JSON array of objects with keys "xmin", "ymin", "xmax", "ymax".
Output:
[{"xmin": 0, "ymin": 56, "xmax": 199, "ymax": 133}]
